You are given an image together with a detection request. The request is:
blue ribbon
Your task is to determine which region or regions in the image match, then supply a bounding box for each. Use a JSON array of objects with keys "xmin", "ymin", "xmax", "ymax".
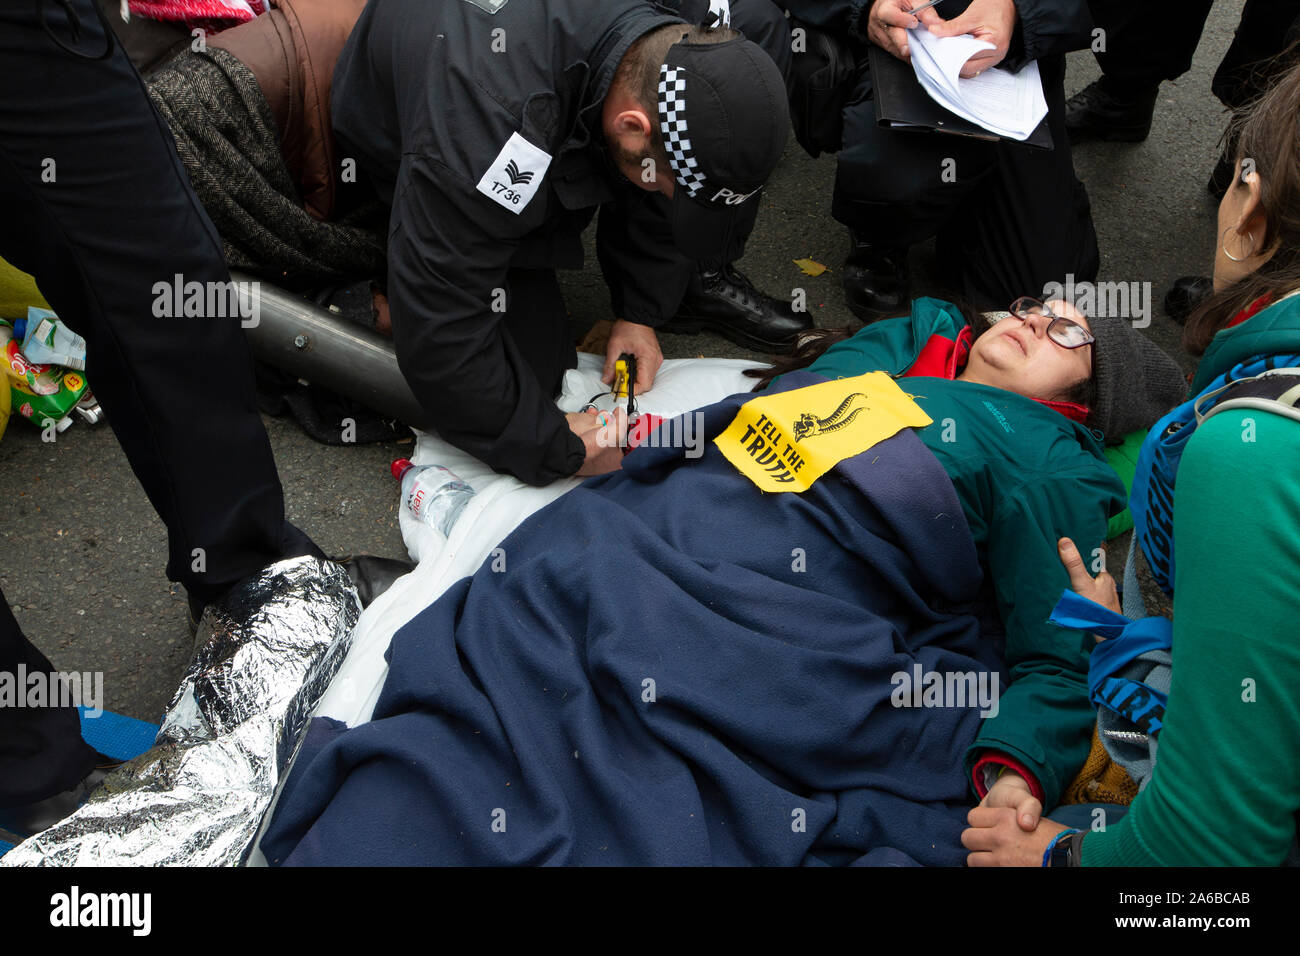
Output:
[{"xmin": 1048, "ymin": 590, "xmax": 1173, "ymax": 732}]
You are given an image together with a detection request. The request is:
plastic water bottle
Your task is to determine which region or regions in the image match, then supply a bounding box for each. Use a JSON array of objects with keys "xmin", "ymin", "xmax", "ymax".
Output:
[{"xmin": 391, "ymin": 459, "xmax": 475, "ymax": 538}]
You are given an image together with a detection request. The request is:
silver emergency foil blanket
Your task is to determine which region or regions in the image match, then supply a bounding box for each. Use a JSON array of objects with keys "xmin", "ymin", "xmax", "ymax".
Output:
[{"xmin": 3, "ymin": 555, "xmax": 360, "ymax": 867}]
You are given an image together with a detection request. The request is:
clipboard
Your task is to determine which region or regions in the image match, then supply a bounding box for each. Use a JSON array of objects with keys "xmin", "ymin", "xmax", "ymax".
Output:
[{"xmin": 868, "ymin": 44, "xmax": 1053, "ymax": 150}]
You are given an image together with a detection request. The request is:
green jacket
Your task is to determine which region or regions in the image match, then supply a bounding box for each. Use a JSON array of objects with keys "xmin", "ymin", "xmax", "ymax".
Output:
[
  {"xmin": 1082, "ymin": 292, "xmax": 1300, "ymax": 866},
  {"xmin": 791, "ymin": 298, "xmax": 1126, "ymax": 808}
]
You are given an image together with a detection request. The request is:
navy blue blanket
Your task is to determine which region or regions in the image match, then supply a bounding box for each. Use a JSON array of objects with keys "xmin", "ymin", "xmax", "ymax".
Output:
[{"xmin": 262, "ymin": 372, "xmax": 1004, "ymax": 865}]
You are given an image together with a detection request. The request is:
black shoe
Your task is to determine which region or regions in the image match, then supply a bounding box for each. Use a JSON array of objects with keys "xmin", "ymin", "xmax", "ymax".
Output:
[
  {"xmin": 1207, "ymin": 152, "xmax": 1235, "ymax": 200},
  {"xmin": 1065, "ymin": 79, "xmax": 1159, "ymax": 145},
  {"xmin": 663, "ymin": 262, "xmax": 813, "ymax": 354},
  {"xmin": 0, "ymin": 754, "xmax": 122, "ymax": 841},
  {"xmin": 333, "ymin": 554, "xmax": 416, "ymax": 608},
  {"xmin": 843, "ymin": 233, "xmax": 909, "ymax": 322},
  {"xmin": 1164, "ymin": 275, "xmax": 1213, "ymax": 325}
]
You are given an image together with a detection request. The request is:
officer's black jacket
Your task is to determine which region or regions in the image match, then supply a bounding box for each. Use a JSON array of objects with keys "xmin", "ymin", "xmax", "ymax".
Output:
[{"xmin": 333, "ymin": 0, "xmax": 710, "ymax": 485}]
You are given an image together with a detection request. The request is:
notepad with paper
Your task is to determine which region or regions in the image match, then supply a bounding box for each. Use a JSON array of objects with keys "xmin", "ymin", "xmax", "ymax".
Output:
[{"xmin": 907, "ymin": 26, "xmax": 1048, "ymax": 141}]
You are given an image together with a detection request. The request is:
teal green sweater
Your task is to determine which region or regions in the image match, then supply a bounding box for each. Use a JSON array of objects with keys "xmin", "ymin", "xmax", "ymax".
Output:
[
  {"xmin": 790, "ymin": 298, "xmax": 1126, "ymax": 808},
  {"xmin": 1082, "ymin": 295, "xmax": 1300, "ymax": 866}
]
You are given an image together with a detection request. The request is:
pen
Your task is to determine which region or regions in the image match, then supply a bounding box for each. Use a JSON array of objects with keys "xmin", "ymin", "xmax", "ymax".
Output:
[{"xmin": 907, "ymin": 0, "xmax": 948, "ymax": 16}]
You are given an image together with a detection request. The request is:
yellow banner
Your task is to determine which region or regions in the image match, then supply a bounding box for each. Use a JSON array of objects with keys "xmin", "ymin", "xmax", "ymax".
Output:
[{"xmin": 713, "ymin": 372, "xmax": 932, "ymax": 492}]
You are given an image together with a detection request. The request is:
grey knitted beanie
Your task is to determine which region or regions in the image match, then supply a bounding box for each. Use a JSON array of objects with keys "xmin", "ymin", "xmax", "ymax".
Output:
[{"xmin": 1086, "ymin": 315, "xmax": 1188, "ymax": 444}]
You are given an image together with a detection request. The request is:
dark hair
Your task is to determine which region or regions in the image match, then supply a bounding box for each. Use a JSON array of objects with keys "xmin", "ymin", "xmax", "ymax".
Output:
[
  {"xmin": 613, "ymin": 24, "xmax": 739, "ymax": 178},
  {"xmin": 745, "ymin": 305, "xmax": 1098, "ymax": 408},
  {"xmin": 743, "ymin": 326, "xmax": 859, "ymax": 390},
  {"xmin": 1063, "ymin": 358, "xmax": 1099, "ymax": 410},
  {"xmin": 1184, "ymin": 51, "xmax": 1300, "ymax": 355}
]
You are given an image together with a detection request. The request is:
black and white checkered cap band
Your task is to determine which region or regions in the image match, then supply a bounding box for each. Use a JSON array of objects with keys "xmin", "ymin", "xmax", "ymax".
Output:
[{"xmin": 658, "ymin": 64, "xmax": 708, "ymax": 198}]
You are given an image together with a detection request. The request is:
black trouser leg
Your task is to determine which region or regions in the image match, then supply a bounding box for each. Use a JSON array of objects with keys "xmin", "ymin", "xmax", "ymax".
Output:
[
  {"xmin": 1090, "ymin": 0, "xmax": 1215, "ymax": 90},
  {"xmin": 946, "ymin": 55, "xmax": 1100, "ymax": 308},
  {"xmin": 834, "ymin": 65, "xmax": 999, "ymax": 249},
  {"xmin": 1212, "ymin": 0, "xmax": 1300, "ymax": 109},
  {"xmin": 0, "ymin": 0, "xmax": 318, "ymax": 600},
  {"xmin": 0, "ymin": 596, "xmax": 98, "ymax": 808},
  {"xmin": 833, "ymin": 55, "xmax": 1095, "ymax": 306},
  {"xmin": 0, "ymin": 0, "xmax": 319, "ymax": 806}
]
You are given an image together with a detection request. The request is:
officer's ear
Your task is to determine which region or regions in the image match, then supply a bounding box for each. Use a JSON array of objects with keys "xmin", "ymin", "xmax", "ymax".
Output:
[{"xmin": 608, "ymin": 107, "xmax": 654, "ymax": 146}]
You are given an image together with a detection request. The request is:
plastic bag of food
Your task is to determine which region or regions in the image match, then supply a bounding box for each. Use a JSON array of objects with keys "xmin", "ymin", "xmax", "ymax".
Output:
[{"xmin": 0, "ymin": 319, "xmax": 88, "ymax": 432}]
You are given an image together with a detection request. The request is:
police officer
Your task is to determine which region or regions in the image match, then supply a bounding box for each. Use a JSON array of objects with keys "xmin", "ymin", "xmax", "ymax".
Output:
[
  {"xmin": 0, "ymin": 0, "xmax": 397, "ymax": 840},
  {"xmin": 628, "ymin": 0, "xmax": 808, "ymax": 358},
  {"xmin": 330, "ymin": 0, "xmax": 793, "ymax": 486},
  {"xmin": 785, "ymin": 0, "xmax": 1099, "ymax": 319}
]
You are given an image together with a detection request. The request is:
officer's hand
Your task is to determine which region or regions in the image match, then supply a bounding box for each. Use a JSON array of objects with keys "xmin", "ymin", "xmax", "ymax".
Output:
[
  {"xmin": 868, "ymin": 0, "xmax": 923, "ymax": 61},
  {"xmin": 918, "ymin": 0, "xmax": 1018, "ymax": 78},
  {"xmin": 602, "ymin": 319, "xmax": 662, "ymax": 391},
  {"xmin": 567, "ymin": 408, "xmax": 627, "ymax": 477},
  {"xmin": 1058, "ymin": 537, "xmax": 1122, "ymax": 634}
]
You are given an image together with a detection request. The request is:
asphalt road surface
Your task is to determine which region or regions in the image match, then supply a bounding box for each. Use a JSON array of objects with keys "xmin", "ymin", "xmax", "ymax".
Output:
[{"xmin": 0, "ymin": 3, "xmax": 1241, "ymax": 722}]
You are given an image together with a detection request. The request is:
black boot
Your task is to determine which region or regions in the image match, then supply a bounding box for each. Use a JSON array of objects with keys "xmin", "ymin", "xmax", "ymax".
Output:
[
  {"xmin": 843, "ymin": 232, "xmax": 909, "ymax": 322},
  {"xmin": 663, "ymin": 262, "xmax": 812, "ymax": 354},
  {"xmin": 0, "ymin": 754, "xmax": 123, "ymax": 842},
  {"xmin": 1164, "ymin": 275, "xmax": 1213, "ymax": 325},
  {"xmin": 1064, "ymin": 78, "xmax": 1159, "ymax": 145},
  {"xmin": 334, "ymin": 554, "xmax": 416, "ymax": 608}
]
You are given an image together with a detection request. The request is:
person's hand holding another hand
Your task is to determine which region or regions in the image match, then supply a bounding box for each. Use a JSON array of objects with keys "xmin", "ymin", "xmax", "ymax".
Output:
[
  {"xmin": 603, "ymin": 319, "xmax": 662, "ymax": 392},
  {"xmin": 916, "ymin": 0, "xmax": 1018, "ymax": 78},
  {"xmin": 962, "ymin": 805, "xmax": 1069, "ymax": 866},
  {"xmin": 1059, "ymin": 536, "xmax": 1122, "ymax": 626},
  {"xmin": 567, "ymin": 408, "xmax": 627, "ymax": 477},
  {"xmin": 980, "ymin": 768, "xmax": 1042, "ymax": 831}
]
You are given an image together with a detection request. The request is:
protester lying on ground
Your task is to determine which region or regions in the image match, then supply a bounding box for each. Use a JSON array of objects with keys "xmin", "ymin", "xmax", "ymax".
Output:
[
  {"xmin": 258, "ymin": 294, "xmax": 1184, "ymax": 865},
  {"xmin": 757, "ymin": 296, "xmax": 1186, "ymax": 820},
  {"xmin": 962, "ymin": 58, "xmax": 1300, "ymax": 867}
]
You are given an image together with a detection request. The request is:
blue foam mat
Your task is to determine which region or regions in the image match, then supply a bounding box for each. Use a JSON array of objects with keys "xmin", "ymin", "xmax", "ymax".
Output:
[
  {"xmin": 78, "ymin": 706, "xmax": 160, "ymax": 762},
  {"xmin": 0, "ymin": 709, "xmax": 159, "ymax": 858}
]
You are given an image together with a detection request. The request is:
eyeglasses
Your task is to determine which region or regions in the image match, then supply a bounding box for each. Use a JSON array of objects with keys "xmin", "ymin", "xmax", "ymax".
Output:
[{"xmin": 1009, "ymin": 297, "xmax": 1096, "ymax": 350}]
